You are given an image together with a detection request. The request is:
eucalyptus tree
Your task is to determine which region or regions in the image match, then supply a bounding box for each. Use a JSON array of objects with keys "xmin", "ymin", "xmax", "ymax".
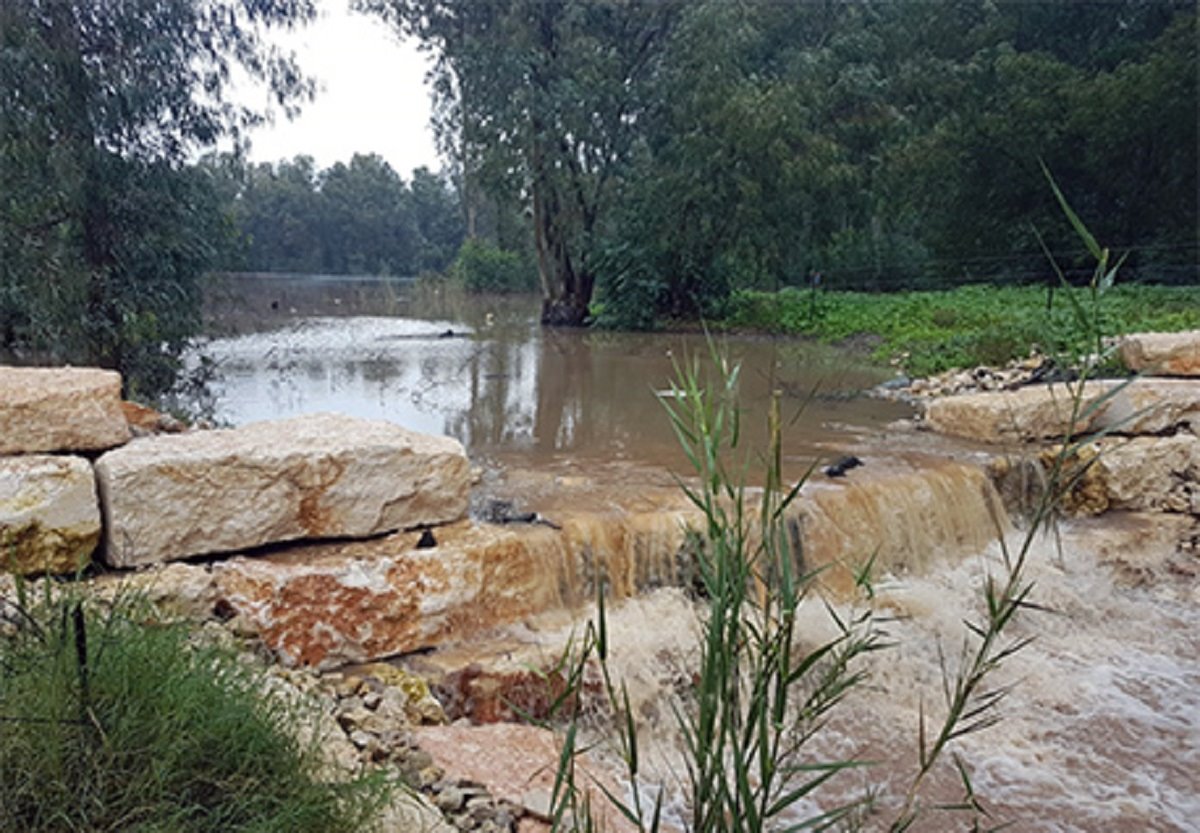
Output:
[
  {"xmin": 0, "ymin": 0, "xmax": 314, "ymax": 396},
  {"xmin": 363, "ymin": 0, "xmax": 679, "ymax": 325}
]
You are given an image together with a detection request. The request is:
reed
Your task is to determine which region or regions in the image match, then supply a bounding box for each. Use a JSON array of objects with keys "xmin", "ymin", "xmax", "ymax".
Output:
[{"xmin": 543, "ymin": 178, "xmax": 1132, "ymax": 831}]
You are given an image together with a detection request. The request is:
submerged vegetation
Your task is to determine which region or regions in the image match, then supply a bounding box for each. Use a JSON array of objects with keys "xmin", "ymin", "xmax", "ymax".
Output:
[
  {"xmin": 721, "ymin": 283, "xmax": 1200, "ymax": 377},
  {"xmin": 0, "ymin": 587, "xmax": 389, "ymax": 832}
]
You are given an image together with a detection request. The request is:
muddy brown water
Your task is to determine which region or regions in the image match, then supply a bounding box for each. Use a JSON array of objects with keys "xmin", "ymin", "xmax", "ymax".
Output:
[
  {"xmin": 198, "ymin": 274, "xmax": 914, "ymax": 478},
  {"xmin": 198, "ymin": 275, "xmax": 1198, "ymax": 831}
]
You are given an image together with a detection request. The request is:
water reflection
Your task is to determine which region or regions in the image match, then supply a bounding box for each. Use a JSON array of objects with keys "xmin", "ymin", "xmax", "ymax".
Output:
[{"xmin": 197, "ymin": 277, "xmax": 912, "ymax": 469}]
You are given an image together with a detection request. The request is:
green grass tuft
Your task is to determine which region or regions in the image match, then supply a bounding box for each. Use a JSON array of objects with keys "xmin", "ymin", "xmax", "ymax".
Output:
[{"xmin": 0, "ymin": 591, "xmax": 389, "ymax": 832}]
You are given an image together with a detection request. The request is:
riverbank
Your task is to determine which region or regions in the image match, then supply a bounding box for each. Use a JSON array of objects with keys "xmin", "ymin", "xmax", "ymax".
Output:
[{"xmin": 713, "ymin": 283, "xmax": 1200, "ymax": 376}]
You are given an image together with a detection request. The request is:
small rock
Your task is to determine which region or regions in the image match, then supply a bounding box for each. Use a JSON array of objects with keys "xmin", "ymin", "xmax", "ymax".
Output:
[{"xmin": 435, "ymin": 785, "xmax": 466, "ymax": 813}]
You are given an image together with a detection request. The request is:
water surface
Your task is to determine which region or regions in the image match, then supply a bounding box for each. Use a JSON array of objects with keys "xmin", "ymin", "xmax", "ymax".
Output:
[{"xmin": 198, "ymin": 275, "xmax": 912, "ymax": 472}]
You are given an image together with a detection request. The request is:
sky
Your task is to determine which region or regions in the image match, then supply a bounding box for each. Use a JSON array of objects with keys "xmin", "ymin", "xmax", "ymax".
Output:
[{"xmin": 238, "ymin": 0, "xmax": 441, "ymax": 177}]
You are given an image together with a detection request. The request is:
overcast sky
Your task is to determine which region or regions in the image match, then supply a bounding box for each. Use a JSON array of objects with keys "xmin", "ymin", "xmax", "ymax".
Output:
[{"xmin": 239, "ymin": 0, "xmax": 441, "ymax": 177}]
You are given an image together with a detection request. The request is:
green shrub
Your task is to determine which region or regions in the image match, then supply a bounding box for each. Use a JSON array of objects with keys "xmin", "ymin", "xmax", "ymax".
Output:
[
  {"xmin": 0, "ymin": 590, "xmax": 388, "ymax": 832},
  {"xmin": 450, "ymin": 240, "xmax": 537, "ymax": 294},
  {"xmin": 721, "ymin": 283, "xmax": 1200, "ymax": 375}
]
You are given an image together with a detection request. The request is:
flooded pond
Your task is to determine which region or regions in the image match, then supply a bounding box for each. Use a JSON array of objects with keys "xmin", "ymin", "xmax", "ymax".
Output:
[{"xmin": 198, "ymin": 274, "xmax": 912, "ymax": 473}]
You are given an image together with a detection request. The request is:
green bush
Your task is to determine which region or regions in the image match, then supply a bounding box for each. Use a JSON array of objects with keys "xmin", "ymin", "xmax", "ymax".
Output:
[
  {"xmin": 721, "ymin": 283, "xmax": 1200, "ymax": 375},
  {"xmin": 450, "ymin": 240, "xmax": 537, "ymax": 294},
  {"xmin": 0, "ymin": 590, "xmax": 388, "ymax": 832}
]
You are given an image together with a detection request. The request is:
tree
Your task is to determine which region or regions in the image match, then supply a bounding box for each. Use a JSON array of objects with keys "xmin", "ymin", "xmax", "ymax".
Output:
[
  {"xmin": 0, "ymin": 0, "xmax": 314, "ymax": 396},
  {"xmin": 409, "ymin": 166, "xmax": 464, "ymax": 273},
  {"xmin": 364, "ymin": 0, "xmax": 679, "ymax": 325}
]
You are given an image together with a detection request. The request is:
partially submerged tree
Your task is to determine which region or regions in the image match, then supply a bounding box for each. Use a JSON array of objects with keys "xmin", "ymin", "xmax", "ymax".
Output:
[
  {"xmin": 0, "ymin": 0, "xmax": 315, "ymax": 396},
  {"xmin": 365, "ymin": 0, "xmax": 679, "ymax": 325}
]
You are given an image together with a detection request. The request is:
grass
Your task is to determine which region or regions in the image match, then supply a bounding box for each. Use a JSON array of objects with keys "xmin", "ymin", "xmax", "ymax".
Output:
[
  {"xmin": 719, "ymin": 283, "xmax": 1200, "ymax": 376},
  {"xmin": 0, "ymin": 587, "xmax": 389, "ymax": 832}
]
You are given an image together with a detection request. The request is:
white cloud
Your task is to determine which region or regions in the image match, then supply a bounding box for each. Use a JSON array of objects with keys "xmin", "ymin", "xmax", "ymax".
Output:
[{"xmin": 239, "ymin": 0, "xmax": 440, "ymax": 177}]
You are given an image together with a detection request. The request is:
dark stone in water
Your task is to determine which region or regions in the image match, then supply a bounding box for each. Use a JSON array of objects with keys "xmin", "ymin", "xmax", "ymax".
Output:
[{"xmin": 824, "ymin": 455, "xmax": 863, "ymax": 478}]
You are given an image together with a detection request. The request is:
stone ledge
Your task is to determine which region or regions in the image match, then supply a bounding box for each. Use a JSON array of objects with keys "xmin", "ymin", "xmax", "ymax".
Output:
[
  {"xmin": 0, "ymin": 366, "xmax": 129, "ymax": 454},
  {"xmin": 95, "ymin": 412, "xmax": 471, "ymax": 567},
  {"xmin": 0, "ymin": 454, "xmax": 100, "ymax": 574}
]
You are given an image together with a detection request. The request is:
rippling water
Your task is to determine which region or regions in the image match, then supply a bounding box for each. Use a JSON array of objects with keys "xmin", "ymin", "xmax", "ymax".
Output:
[{"xmin": 196, "ymin": 275, "xmax": 911, "ymax": 472}]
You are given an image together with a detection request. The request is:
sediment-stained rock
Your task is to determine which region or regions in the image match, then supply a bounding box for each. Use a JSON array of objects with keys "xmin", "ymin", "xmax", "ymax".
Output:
[
  {"xmin": 0, "ymin": 455, "xmax": 100, "ymax": 574},
  {"xmin": 413, "ymin": 723, "xmax": 638, "ymax": 833},
  {"xmin": 94, "ymin": 413, "xmax": 471, "ymax": 567},
  {"xmin": 210, "ymin": 523, "xmax": 566, "ymax": 669},
  {"xmin": 0, "ymin": 366, "xmax": 129, "ymax": 454},
  {"xmin": 1120, "ymin": 330, "xmax": 1200, "ymax": 377}
]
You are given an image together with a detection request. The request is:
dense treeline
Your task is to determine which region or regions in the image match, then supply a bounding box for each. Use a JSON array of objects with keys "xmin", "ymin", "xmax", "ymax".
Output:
[
  {"xmin": 3, "ymin": 0, "xmax": 1197, "ymax": 397},
  {"xmin": 370, "ymin": 0, "xmax": 1198, "ymax": 328},
  {"xmin": 0, "ymin": 0, "xmax": 316, "ymax": 396},
  {"xmin": 206, "ymin": 153, "xmax": 464, "ymax": 276}
]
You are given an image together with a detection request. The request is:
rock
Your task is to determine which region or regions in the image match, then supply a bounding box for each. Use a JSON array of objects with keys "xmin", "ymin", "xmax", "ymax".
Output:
[
  {"xmin": 121, "ymin": 400, "xmax": 185, "ymax": 436},
  {"xmin": 0, "ymin": 366, "xmax": 130, "ymax": 454},
  {"xmin": 378, "ymin": 790, "xmax": 457, "ymax": 833},
  {"xmin": 1090, "ymin": 378, "xmax": 1200, "ymax": 436},
  {"xmin": 1094, "ymin": 434, "xmax": 1199, "ymax": 513},
  {"xmin": 90, "ymin": 562, "xmax": 219, "ymax": 620},
  {"xmin": 1119, "ymin": 330, "xmax": 1200, "ymax": 376},
  {"xmin": 924, "ymin": 378, "xmax": 1200, "ymax": 443},
  {"xmin": 0, "ymin": 455, "xmax": 100, "ymax": 574},
  {"xmin": 356, "ymin": 663, "xmax": 447, "ymax": 725},
  {"xmin": 414, "ymin": 724, "xmax": 639, "ymax": 833},
  {"xmin": 94, "ymin": 412, "xmax": 471, "ymax": 567},
  {"xmin": 1037, "ymin": 443, "xmax": 1109, "ymax": 516},
  {"xmin": 210, "ymin": 523, "xmax": 566, "ymax": 669},
  {"xmin": 923, "ymin": 381, "xmax": 1117, "ymax": 443}
]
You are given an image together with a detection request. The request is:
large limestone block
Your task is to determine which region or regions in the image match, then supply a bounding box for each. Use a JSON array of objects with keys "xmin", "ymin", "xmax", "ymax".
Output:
[
  {"xmin": 1120, "ymin": 330, "xmax": 1200, "ymax": 376},
  {"xmin": 95, "ymin": 413, "xmax": 470, "ymax": 567},
  {"xmin": 1091, "ymin": 378, "xmax": 1200, "ymax": 436},
  {"xmin": 0, "ymin": 366, "xmax": 129, "ymax": 454},
  {"xmin": 0, "ymin": 455, "xmax": 100, "ymax": 574},
  {"xmin": 923, "ymin": 381, "xmax": 1118, "ymax": 443},
  {"xmin": 1096, "ymin": 434, "xmax": 1200, "ymax": 514},
  {"xmin": 924, "ymin": 378, "xmax": 1200, "ymax": 443},
  {"xmin": 211, "ymin": 523, "xmax": 565, "ymax": 668}
]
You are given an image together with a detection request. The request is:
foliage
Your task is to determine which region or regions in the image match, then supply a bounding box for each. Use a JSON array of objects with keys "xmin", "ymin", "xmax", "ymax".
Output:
[
  {"xmin": 451, "ymin": 239, "xmax": 537, "ymax": 294},
  {"xmin": 722, "ymin": 283, "xmax": 1200, "ymax": 377},
  {"xmin": 0, "ymin": 588, "xmax": 388, "ymax": 832},
  {"xmin": 223, "ymin": 155, "xmax": 464, "ymax": 276},
  {"xmin": 0, "ymin": 0, "xmax": 314, "ymax": 398},
  {"xmin": 364, "ymin": 0, "xmax": 681, "ymax": 325},
  {"xmin": 379, "ymin": 0, "xmax": 1196, "ymax": 330}
]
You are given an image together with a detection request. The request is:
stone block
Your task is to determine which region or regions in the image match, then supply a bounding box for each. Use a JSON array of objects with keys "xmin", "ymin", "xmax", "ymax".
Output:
[
  {"xmin": 95, "ymin": 413, "xmax": 470, "ymax": 566},
  {"xmin": 0, "ymin": 366, "xmax": 129, "ymax": 454},
  {"xmin": 1120, "ymin": 330, "xmax": 1200, "ymax": 377},
  {"xmin": 0, "ymin": 455, "xmax": 100, "ymax": 574},
  {"xmin": 924, "ymin": 378, "xmax": 1200, "ymax": 443},
  {"xmin": 209, "ymin": 523, "xmax": 563, "ymax": 669}
]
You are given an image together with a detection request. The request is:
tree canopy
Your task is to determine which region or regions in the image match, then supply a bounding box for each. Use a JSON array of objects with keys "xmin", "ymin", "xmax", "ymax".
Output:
[
  {"xmin": 369, "ymin": 0, "xmax": 1197, "ymax": 329},
  {"xmin": 0, "ymin": 0, "xmax": 314, "ymax": 395},
  {"xmin": 212, "ymin": 153, "xmax": 463, "ymax": 276}
]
